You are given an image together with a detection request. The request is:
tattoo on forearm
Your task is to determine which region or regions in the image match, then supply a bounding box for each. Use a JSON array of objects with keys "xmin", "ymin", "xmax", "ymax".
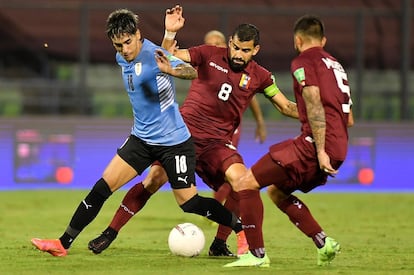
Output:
[
  {"xmin": 307, "ymin": 100, "xmax": 326, "ymax": 152},
  {"xmin": 173, "ymin": 64, "xmax": 197, "ymax": 80}
]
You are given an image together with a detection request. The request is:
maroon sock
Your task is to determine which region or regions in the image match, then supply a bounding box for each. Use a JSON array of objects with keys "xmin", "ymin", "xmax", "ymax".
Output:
[
  {"xmin": 277, "ymin": 195, "xmax": 326, "ymax": 248},
  {"xmin": 109, "ymin": 182, "xmax": 152, "ymax": 232},
  {"xmin": 216, "ymin": 190, "xmax": 239, "ymax": 241},
  {"xmin": 214, "ymin": 183, "xmax": 232, "ymax": 204},
  {"xmin": 238, "ymin": 189, "xmax": 264, "ymax": 256}
]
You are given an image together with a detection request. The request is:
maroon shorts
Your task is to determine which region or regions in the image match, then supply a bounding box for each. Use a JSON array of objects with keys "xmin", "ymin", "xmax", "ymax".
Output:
[
  {"xmin": 251, "ymin": 136, "xmax": 343, "ymax": 194},
  {"xmin": 232, "ymin": 127, "xmax": 242, "ymax": 148},
  {"xmin": 193, "ymin": 138, "xmax": 244, "ymax": 191}
]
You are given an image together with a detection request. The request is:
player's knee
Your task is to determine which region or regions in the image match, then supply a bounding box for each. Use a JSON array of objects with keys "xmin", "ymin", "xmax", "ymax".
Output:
[
  {"xmin": 268, "ymin": 185, "xmax": 290, "ymax": 208},
  {"xmin": 92, "ymin": 178, "xmax": 113, "ymax": 199},
  {"xmin": 233, "ymin": 169, "xmax": 257, "ymax": 192}
]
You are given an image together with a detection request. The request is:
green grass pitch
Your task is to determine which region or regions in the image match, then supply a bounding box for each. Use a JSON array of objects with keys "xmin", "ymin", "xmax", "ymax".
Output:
[{"xmin": 0, "ymin": 190, "xmax": 413, "ymax": 274}]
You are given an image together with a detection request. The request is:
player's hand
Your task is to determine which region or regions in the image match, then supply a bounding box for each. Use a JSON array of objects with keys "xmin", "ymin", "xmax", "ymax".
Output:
[
  {"xmin": 255, "ymin": 124, "xmax": 267, "ymax": 144},
  {"xmin": 165, "ymin": 5, "xmax": 185, "ymax": 32},
  {"xmin": 155, "ymin": 49, "xmax": 172, "ymax": 74},
  {"xmin": 318, "ymin": 151, "xmax": 338, "ymax": 177}
]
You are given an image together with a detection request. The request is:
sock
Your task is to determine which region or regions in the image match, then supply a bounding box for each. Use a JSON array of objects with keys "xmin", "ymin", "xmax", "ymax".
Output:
[
  {"xmin": 109, "ymin": 182, "xmax": 152, "ymax": 232},
  {"xmin": 180, "ymin": 194, "xmax": 242, "ymax": 233},
  {"xmin": 216, "ymin": 190, "xmax": 239, "ymax": 241},
  {"xmin": 214, "ymin": 183, "xmax": 232, "ymax": 204},
  {"xmin": 277, "ymin": 195, "xmax": 326, "ymax": 248},
  {"xmin": 59, "ymin": 178, "xmax": 112, "ymax": 249},
  {"xmin": 238, "ymin": 189, "xmax": 264, "ymax": 257}
]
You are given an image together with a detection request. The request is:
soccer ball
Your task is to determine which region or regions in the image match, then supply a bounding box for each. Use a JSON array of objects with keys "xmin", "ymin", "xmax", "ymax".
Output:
[{"xmin": 168, "ymin": 222, "xmax": 205, "ymax": 257}]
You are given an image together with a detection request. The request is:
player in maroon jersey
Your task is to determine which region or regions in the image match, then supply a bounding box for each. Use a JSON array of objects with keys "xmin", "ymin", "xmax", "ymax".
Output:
[
  {"xmin": 203, "ymin": 30, "xmax": 267, "ymax": 208},
  {"xmin": 87, "ymin": 5, "xmax": 298, "ymax": 257},
  {"xmin": 224, "ymin": 15, "xmax": 354, "ymax": 267},
  {"xmin": 203, "ymin": 29, "xmax": 266, "ymax": 150}
]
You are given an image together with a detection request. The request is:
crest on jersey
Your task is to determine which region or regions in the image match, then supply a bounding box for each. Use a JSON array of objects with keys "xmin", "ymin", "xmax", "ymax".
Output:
[
  {"xmin": 135, "ymin": 63, "xmax": 142, "ymax": 76},
  {"xmin": 293, "ymin": 67, "xmax": 306, "ymax": 86},
  {"xmin": 239, "ymin": 74, "xmax": 251, "ymax": 89}
]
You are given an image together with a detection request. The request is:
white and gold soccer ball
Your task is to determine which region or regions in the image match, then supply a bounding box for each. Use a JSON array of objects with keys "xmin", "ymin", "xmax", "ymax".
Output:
[{"xmin": 168, "ymin": 222, "xmax": 205, "ymax": 257}]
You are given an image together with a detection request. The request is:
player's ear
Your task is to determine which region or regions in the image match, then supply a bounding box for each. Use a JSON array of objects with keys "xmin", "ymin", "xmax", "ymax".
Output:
[
  {"xmin": 321, "ymin": 36, "xmax": 327, "ymax": 47},
  {"xmin": 252, "ymin": 44, "xmax": 260, "ymax": 56},
  {"xmin": 135, "ymin": 29, "xmax": 141, "ymax": 41},
  {"xmin": 294, "ymin": 35, "xmax": 302, "ymax": 51}
]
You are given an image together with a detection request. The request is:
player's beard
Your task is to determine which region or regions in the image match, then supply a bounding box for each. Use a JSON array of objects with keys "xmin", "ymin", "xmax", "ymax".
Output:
[{"xmin": 229, "ymin": 58, "xmax": 248, "ymax": 72}]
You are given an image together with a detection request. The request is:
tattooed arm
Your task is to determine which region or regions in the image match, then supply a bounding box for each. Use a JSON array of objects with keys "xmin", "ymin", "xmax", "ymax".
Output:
[
  {"xmin": 155, "ymin": 49, "xmax": 197, "ymax": 80},
  {"xmin": 302, "ymin": 85, "xmax": 337, "ymax": 175}
]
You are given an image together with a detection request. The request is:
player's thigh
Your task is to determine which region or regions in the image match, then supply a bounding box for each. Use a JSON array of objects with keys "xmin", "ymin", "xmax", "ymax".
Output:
[
  {"xmin": 196, "ymin": 142, "xmax": 243, "ymax": 191},
  {"xmin": 251, "ymin": 152, "xmax": 291, "ymax": 189},
  {"xmin": 158, "ymin": 138, "xmax": 196, "ymax": 189},
  {"xmin": 117, "ymin": 134, "xmax": 154, "ymax": 174}
]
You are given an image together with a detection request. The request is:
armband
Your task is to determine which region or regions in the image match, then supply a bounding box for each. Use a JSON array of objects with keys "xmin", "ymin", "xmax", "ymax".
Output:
[
  {"xmin": 164, "ymin": 30, "xmax": 177, "ymax": 40},
  {"xmin": 264, "ymin": 83, "xmax": 280, "ymax": 98}
]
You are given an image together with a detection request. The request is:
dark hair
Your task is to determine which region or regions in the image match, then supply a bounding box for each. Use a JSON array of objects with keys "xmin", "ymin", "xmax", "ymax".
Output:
[
  {"xmin": 231, "ymin": 23, "xmax": 260, "ymax": 46},
  {"xmin": 106, "ymin": 9, "xmax": 139, "ymax": 39},
  {"xmin": 293, "ymin": 15, "xmax": 325, "ymax": 40}
]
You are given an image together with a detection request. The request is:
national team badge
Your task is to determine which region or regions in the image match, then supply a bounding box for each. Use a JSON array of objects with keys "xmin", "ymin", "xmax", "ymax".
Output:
[
  {"xmin": 239, "ymin": 74, "xmax": 251, "ymax": 89},
  {"xmin": 135, "ymin": 63, "xmax": 142, "ymax": 76},
  {"xmin": 293, "ymin": 67, "xmax": 306, "ymax": 86}
]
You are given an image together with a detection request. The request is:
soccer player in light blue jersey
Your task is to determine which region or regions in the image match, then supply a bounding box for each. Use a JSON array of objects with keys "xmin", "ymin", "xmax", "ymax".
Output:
[{"xmin": 31, "ymin": 8, "xmax": 244, "ymax": 257}]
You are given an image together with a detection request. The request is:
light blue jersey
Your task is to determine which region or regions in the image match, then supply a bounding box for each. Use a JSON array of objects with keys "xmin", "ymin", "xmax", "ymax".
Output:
[{"xmin": 116, "ymin": 39, "xmax": 190, "ymax": 146}]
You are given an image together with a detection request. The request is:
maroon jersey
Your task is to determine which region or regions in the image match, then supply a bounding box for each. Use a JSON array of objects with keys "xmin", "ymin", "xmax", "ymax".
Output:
[
  {"xmin": 291, "ymin": 47, "xmax": 352, "ymax": 161},
  {"xmin": 180, "ymin": 45, "xmax": 273, "ymax": 141}
]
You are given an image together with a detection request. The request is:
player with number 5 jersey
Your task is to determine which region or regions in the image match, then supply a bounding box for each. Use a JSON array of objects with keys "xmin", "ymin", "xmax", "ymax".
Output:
[
  {"xmin": 225, "ymin": 15, "xmax": 354, "ymax": 267},
  {"xmin": 291, "ymin": 45, "xmax": 352, "ymax": 161}
]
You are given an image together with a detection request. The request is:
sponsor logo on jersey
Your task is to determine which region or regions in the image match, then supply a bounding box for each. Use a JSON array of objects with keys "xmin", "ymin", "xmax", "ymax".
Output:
[
  {"xmin": 293, "ymin": 67, "xmax": 306, "ymax": 86},
  {"xmin": 209, "ymin": 61, "xmax": 228, "ymax": 73},
  {"xmin": 239, "ymin": 73, "xmax": 251, "ymax": 89},
  {"xmin": 135, "ymin": 62, "xmax": 142, "ymax": 76}
]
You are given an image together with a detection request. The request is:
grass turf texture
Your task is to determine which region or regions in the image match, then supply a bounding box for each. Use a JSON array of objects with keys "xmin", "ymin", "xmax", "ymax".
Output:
[{"xmin": 0, "ymin": 190, "xmax": 413, "ymax": 274}]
